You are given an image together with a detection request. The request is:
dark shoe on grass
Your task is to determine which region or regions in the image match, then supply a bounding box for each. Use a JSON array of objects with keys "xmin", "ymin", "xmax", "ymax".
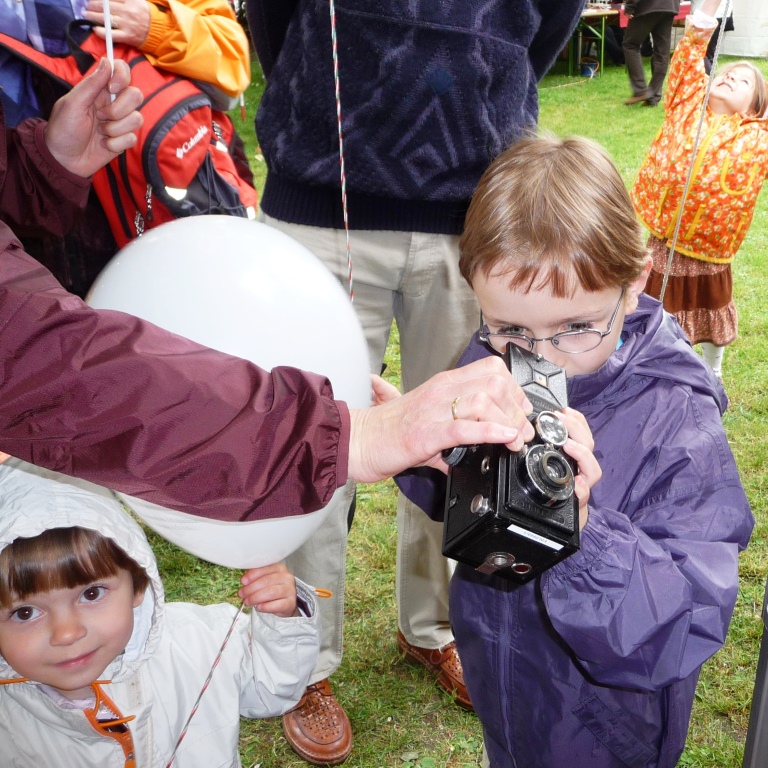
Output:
[{"xmin": 624, "ymin": 92, "xmax": 651, "ymax": 105}]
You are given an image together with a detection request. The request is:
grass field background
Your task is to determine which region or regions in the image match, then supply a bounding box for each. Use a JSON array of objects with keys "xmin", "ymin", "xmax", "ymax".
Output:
[{"xmin": 150, "ymin": 48, "xmax": 768, "ymax": 767}]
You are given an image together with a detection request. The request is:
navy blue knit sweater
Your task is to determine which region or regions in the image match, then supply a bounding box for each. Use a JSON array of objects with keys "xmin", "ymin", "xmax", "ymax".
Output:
[{"xmin": 247, "ymin": 0, "xmax": 583, "ymax": 235}]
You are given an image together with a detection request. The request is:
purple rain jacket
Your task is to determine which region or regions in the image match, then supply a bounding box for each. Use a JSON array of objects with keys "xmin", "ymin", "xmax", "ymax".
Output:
[{"xmin": 398, "ymin": 294, "xmax": 754, "ymax": 768}]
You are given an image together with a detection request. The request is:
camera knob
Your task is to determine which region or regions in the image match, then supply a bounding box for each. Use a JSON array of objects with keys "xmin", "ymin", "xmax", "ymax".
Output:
[
  {"xmin": 535, "ymin": 411, "xmax": 568, "ymax": 446},
  {"xmin": 470, "ymin": 494, "xmax": 492, "ymax": 516},
  {"xmin": 442, "ymin": 446, "xmax": 467, "ymax": 466}
]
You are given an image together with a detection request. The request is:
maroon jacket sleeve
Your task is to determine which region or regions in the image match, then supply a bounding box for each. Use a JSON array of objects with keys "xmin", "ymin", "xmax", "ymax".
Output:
[
  {"xmin": 0, "ymin": 109, "xmax": 350, "ymax": 521},
  {"xmin": 2, "ymin": 118, "xmax": 91, "ymax": 236},
  {"xmin": 0, "ymin": 242, "xmax": 350, "ymax": 521}
]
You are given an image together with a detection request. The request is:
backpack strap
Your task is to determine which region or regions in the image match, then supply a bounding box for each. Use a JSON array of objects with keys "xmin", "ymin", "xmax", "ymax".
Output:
[
  {"xmin": 0, "ymin": 20, "xmax": 136, "ymax": 89},
  {"xmin": 66, "ymin": 19, "xmax": 100, "ymax": 76}
]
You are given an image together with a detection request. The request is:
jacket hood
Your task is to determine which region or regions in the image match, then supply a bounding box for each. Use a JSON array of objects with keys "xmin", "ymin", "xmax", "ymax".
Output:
[
  {"xmin": 567, "ymin": 294, "xmax": 727, "ymax": 414},
  {"xmin": 0, "ymin": 458, "xmax": 164, "ymax": 684}
]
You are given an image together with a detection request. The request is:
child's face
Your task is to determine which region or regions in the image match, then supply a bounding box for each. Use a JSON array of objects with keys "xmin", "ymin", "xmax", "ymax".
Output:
[
  {"xmin": 0, "ymin": 568, "xmax": 143, "ymax": 699},
  {"xmin": 474, "ymin": 269, "xmax": 646, "ymax": 379},
  {"xmin": 710, "ymin": 66, "xmax": 757, "ymax": 117}
]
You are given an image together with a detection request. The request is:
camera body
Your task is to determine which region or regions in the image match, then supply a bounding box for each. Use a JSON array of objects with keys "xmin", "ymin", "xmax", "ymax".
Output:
[{"xmin": 442, "ymin": 344, "xmax": 579, "ymax": 584}]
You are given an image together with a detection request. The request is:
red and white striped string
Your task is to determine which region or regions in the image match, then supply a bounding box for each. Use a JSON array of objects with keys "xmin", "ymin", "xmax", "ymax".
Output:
[
  {"xmin": 162, "ymin": 8, "xmax": 353, "ymax": 761},
  {"xmin": 164, "ymin": 601, "xmax": 245, "ymax": 768},
  {"xmin": 328, "ymin": 0, "xmax": 353, "ymax": 301}
]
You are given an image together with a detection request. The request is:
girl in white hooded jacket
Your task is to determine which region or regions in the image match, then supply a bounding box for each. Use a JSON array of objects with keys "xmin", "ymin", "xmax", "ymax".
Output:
[{"xmin": 0, "ymin": 458, "xmax": 320, "ymax": 768}]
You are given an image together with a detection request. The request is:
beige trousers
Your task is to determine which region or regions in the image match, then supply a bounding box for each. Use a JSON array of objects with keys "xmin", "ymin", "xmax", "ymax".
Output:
[{"xmin": 260, "ymin": 214, "xmax": 478, "ymax": 681}]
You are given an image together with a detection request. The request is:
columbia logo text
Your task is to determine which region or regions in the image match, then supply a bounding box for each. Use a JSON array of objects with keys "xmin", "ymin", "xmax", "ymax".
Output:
[{"xmin": 176, "ymin": 125, "xmax": 209, "ymax": 159}]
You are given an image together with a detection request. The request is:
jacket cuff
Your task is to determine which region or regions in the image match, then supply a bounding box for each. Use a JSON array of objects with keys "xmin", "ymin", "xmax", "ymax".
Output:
[
  {"xmin": 334, "ymin": 399, "xmax": 350, "ymax": 490},
  {"xmin": 32, "ymin": 120, "xmax": 91, "ymax": 197},
  {"xmin": 294, "ymin": 579, "xmax": 319, "ymax": 619},
  {"xmin": 142, "ymin": 2, "xmax": 174, "ymax": 53}
]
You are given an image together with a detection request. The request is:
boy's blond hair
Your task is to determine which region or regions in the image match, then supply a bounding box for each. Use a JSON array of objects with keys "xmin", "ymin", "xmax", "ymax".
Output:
[
  {"xmin": 715, "ymin": 61, "xmax": 767, "ymax": 117},
  {"xmin": 459, "ymin": 135, "xmax": 647, "ymax": 297}
]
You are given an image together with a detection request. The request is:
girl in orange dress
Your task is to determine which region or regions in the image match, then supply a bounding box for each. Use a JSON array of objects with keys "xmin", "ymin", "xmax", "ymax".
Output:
[{"xmin": 630, "ymin": 0, "xmax": 768, "ymax": 377}]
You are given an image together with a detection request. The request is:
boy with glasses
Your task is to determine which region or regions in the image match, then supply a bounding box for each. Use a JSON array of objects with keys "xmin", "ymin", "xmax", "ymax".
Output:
[{"xmin": 398, "ymin": 134, "xmax": 753, "ymax": 768}]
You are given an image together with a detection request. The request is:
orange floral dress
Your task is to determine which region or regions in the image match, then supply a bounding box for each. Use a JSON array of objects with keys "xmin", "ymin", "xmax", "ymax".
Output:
[{"xmin": 631, "ymin": 18, "xmax": 768, "ymax": 345}]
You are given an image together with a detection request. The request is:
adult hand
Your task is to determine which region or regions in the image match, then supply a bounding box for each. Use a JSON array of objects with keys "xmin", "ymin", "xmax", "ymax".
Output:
[
  {"xmin": 371, "ymin": 374, "xmax": 400, "ymax": 406},
  {"xmin": 238, "ymin": 563, "xmax": 298, "ymax": 618},
  {"xmin": 347, "ymin": 356, "xmax": 535, "ymax": 483},
  {"xmin": 44, "ymin": 58, "xmax": 143, "ymax": 179},
  {"xmin": 83, "ymin": 0, "xmax": 151, "ymax": 48}
]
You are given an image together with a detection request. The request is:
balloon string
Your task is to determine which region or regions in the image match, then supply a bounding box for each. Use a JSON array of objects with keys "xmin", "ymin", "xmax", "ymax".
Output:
[
  {"xmin": 328, "ymin": 0, "xmax": 353, "ymax": 302},
  {"xmin": 164, "ymin": 600, "xmax": 245, "ymax": 768},
  {"xmin": 113, "ymin": 489, "xmax": 331, "ymax": 764},
  {"xmin": 114, "ymin": 490, "xmax": 245, "ymax": 768},
  {"xmin": 659, "ymin": 0, "xmax": 731, "ymax": 303}
]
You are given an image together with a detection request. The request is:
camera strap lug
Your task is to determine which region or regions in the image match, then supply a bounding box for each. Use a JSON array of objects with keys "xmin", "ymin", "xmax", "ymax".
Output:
[{"xmin": 476, "ymin": 552, "xmax": 516, "ymax": 575}]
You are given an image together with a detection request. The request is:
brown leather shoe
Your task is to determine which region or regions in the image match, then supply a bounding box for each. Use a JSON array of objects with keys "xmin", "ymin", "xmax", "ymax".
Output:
[
  {"xmin": 282, "ymin": 679, "xmax": 352, "ymax": 766},
  {"xmin": 397, "ymin": 630, "xmax": 473, "ymax": 711},
  {"xmin": 624, "ymin": 92, "xmax": 650, "ymax": 105}
]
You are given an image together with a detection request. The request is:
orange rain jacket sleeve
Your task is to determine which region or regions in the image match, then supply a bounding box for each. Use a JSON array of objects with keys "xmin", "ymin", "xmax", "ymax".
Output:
[{"xmin": 140, "ymin": 0, "xmax": 250, "ymax": 98}]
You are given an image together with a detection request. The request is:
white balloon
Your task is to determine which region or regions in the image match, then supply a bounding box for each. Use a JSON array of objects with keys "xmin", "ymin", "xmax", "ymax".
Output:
[
  {"xmin": 87, "ymin": 216, "xmax": 371, "ymax": 568},
  {"xmin": 116, "ymin": 493, "xmax": 333, "ymax": 570}
]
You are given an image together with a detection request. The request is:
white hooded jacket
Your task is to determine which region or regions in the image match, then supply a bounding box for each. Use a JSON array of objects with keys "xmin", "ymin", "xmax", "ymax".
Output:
[{"xmin": 0, "ymin": 459, "xmax": 320, "ymax": 768}]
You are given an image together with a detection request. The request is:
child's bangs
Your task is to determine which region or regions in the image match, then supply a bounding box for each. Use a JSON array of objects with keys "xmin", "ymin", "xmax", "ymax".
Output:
[
  {"xmin": 496, "ymin": 244, "xmax": 621, "ymax": 299},
  {"xmin": 0, "ymin": 527, "xmax": 123, "ymax": 607}
]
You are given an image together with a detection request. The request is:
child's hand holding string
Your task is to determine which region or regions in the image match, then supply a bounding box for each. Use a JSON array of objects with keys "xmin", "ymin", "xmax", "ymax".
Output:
[
  {"xmin": 557, "ymin": 407, "xmax": 602, "ymax": 532},
  {"xmin": 238, "ymin": 563, "xmax": 299, "ymax": 618}
]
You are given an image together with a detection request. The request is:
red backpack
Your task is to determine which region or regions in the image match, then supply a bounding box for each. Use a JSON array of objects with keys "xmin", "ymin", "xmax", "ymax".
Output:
[{"xmin": 0, "ymin": 21, "xmax": 258, "ymax": 247}]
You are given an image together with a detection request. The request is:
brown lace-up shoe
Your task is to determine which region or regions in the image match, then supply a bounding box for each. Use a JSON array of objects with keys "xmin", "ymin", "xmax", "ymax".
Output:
[
  {"xmin": 282, "ymin": 678, "xmax": 352, "ymax": 766},
  {"xmin": 396, "ymin": 630, "xmax": 473, "ymax": 711}
]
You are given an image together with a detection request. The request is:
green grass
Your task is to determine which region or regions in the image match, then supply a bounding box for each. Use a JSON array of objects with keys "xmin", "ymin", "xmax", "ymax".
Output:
[{"xmin": 154, "ymin": 51, "xmax": 768, "ymax": 767}]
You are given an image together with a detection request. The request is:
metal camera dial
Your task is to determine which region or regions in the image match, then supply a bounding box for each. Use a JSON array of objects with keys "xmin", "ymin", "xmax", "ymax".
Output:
[{"xmin": 534, "ymin": 411, "xmax": 568, "ymax": 447}]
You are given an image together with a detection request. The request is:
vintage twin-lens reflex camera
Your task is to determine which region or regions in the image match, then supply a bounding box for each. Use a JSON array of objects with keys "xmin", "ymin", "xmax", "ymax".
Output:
[{"xmin": 442, "ymin": 344, "xmax": 579, "ymax": 584}]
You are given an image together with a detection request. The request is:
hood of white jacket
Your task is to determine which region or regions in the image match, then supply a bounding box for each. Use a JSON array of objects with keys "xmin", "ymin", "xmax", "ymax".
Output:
[{"xmin": 0, "ymin": 458, "xmax": 164, "ymax": 684}]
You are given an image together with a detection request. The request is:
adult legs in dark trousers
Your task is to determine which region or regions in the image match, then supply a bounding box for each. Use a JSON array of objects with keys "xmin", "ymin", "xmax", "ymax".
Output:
[{"xmin": 623, "ymin": 11, "xmax": 675, "ymax": 105}]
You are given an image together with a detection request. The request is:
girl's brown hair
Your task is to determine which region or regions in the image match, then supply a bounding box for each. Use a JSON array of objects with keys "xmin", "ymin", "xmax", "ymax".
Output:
[
  {"xmin": 0, "ymin": 527, "xmax": 149, "ymax": 608},
  {"xmin": 459, "ymin": 134, "xmax": 647, "ymax": 297},
  {"xmin": 715, "ymin": 61, "xmax": 768, "ymax": 117}
]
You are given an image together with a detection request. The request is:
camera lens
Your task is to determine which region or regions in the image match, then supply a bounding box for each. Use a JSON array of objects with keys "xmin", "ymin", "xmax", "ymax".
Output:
[{"xmin": 520, "ymin": 444, "xmax": 574, "ymax": 505}]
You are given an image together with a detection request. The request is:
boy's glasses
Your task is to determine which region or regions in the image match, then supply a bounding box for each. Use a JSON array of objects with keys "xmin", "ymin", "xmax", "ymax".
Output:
[{"xmin": 479, "ymin": 288, "xmax": 625, "ymax": 355}]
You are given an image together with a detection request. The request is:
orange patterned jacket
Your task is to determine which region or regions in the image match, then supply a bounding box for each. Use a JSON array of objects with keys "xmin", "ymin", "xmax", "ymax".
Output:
[{"xmin": 630, "ymin": 19, "xmax": 768, "ymax": 264}]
